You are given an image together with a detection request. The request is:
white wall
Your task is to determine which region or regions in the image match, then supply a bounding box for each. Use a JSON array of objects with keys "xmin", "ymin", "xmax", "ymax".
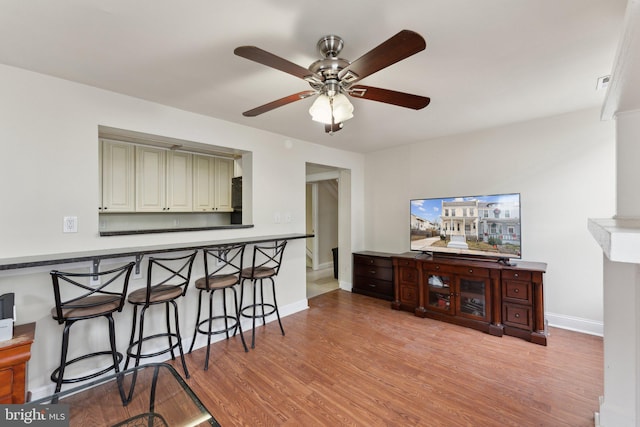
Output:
[
  {"xmin": 363, "ymin": 108, "xmax": 616, "ymax": 330},
  {"xmin": 0, "ymin": 63, "xmax": 365, "ymax": 396}
]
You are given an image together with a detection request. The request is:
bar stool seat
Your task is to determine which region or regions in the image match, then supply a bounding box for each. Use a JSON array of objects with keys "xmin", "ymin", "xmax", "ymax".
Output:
[
  {"xmin": 189, "ymin": 243, "xmax": 248, "ymax": 371},
  {"xmin": 49, "ymin": 262, "xmax": 135, "ymax": 395}
]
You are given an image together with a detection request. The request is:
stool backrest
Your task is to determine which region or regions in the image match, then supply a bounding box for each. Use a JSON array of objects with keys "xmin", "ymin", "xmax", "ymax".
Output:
[
  {"xmin": 146, "ymin": 250, "xmax": 198, "ymax": 300},
  {"xmin": 202, "ymin": 243, "xmax": 246, "ymax": 285},
  {"xmin": 50, "ymin": 262, "xmax": 135, "ymax": 323},
  {"xmin": 247, "ymin": 240, "xmax": 287, "ymax": 277}
]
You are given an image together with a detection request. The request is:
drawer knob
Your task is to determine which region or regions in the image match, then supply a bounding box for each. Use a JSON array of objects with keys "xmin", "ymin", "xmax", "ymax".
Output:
[
  {"xmin": 514, "ymin": 273, "xmax": 519, "ymax": 278},
  {"xmin": 514, "ymin": 313, "xmax": 520, "ymax": 318},
  {"xmin": 368, "ymin": 283, "xmax": 376, "ymax": 288},
  {"xmin": 369, "ymin": 270, "xmax": 376, "ymax": 275},
  {"xmin": 468, "ymin": 269, "xmax": 473, "ymax": 273},
  {"xmin": 435, "ymin": 265, "xmax": 440, "ymax": 270},
  {"xmin": 514, "ymin": 288, "xmax": 519, "ymax": 293}
]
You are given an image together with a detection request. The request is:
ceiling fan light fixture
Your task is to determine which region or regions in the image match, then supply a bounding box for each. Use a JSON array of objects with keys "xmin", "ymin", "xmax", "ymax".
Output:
[{"xmin": 309, "ymin": 93, "xmax": 354, "ymax": 125}]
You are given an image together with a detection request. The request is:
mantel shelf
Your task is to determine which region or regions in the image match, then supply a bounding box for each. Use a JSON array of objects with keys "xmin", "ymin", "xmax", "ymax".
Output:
[{"xmin": 588, "ymin": 217, "xmax": 640, "ymax": 264}]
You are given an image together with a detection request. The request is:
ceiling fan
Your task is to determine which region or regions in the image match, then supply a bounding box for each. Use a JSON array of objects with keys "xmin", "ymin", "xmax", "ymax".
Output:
[{"xmin": 234, "ymin": 30, "xmax": 431, "ymax": 134}]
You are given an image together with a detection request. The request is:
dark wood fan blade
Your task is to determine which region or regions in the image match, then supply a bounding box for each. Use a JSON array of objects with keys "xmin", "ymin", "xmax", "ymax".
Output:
[
  {"xmin": 338, "ymin": 30, "xmax": 426, "ymax": 84},
  {"xmin": 234, "ymin": 46, "xmax": 322, "ymax": 82},
  {"xmin": 349, "ymin": 85, "xmax": 430, "ymax": 110},
  {"xmin": 242, "ymin": 90, "xmax": 316, "ymax": 117}
]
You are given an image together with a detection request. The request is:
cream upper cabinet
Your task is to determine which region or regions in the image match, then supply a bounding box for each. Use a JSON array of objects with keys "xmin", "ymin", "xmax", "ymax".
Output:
[
  {"xmin": 193, "ymin": 155, "xmax": 234, "ymax": 212},
  {"xmin": 166, "ymin": 151, "xmax": 193, "ymax": 212},
  {"xmin": 101, "ymin": 140, "xmax": 135, "ymax": 212},
  {"xmin": 136, "ymin": 146, "xmax": 193, "ymax": 212}
]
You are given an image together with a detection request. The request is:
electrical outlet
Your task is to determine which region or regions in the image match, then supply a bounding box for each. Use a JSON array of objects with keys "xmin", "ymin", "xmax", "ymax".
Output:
[
  {"xmin": 63, "ymin": 216, "xmax": 78, "ymax": 233},
  {"xmin": 284, "ymin": 212, "xmax": 292, "ymax": 223}
]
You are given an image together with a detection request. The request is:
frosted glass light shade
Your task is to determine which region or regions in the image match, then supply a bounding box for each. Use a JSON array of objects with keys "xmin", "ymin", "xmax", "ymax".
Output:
[
  {"xmin": 331, "ymin": 93, "xmax": 354, "ymax": 123},
  {"xmin": 309, "ymin": 94, "xmax": 354, "ymax": 124}
]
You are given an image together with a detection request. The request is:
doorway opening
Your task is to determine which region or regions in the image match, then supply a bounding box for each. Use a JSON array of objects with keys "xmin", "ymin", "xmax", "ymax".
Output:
[{"xmin": 305, "ymin": 163, "xmax": 350, "ymax": 299}]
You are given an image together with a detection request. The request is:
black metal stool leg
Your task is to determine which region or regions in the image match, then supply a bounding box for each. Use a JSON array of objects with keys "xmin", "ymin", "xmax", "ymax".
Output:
[
  {"xmin": 189, "ymin": 289, "xmax": 204, "ymax": 354},
  {"xmin": 124, "ymin": 305, "xmax": 139, "ymax": 370},
  {"xmin": 170, "ymin": 300, "xmax": 189, "ymax": 378},
  {"xmin": 233, "ymin": 287, "xmax": 249, "ymax": 352},
  {"xmin": 165, "ymin": 302, "xmax": 176, "ymax": 361},
  {"xmin": 251, "ymin": 279, "xmax": 257, "ymax": 349},
  {"xmin": 53, "ymin": 321, "xmax": 73, "ymax": 395},
  {"xmin": 204, "ymin": 289, "xmax": 215, "ymax": 371},
  {"xmin": 270, "ymin": 277, "xmax": 285, "ymax": 336}
]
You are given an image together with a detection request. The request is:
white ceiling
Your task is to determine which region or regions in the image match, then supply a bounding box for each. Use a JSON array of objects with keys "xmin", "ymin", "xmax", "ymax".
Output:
[{"xmin": 0, "ymin": 0, "xmax": 628, "ymax": 153}]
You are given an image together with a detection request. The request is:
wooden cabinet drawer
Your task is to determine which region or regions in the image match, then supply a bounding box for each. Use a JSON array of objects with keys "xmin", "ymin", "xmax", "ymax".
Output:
[
  {"xmin": 354, "ymin": 264, "xmax": 393, "ymax": 282},
  {"xmin": 399, "ymin": 284, "xmax": 418, "ymax": 307},
  {"xmin": 502, "ymin": 270, "xmax": 532, "ymax": 281},
  {"xmin": 398, "ymin": 265, "xmax": 418, "ymax": 284},
  {"xmin": 454, "ymin": 265, "xmax": 490, "ymax": 278},
  {"xmin": 503, "ymin": 303, "xmax": 533, "ymax": 330},
  {"xmin": 503, "ymin": 280, "xmax": 532, "ymax": 304},
  {"xmin": 423, "ymin": 262, "xmax": 455, "ymax": 274},
  {"xmin": 353, "ymin": 276, "xmax": 394, "ymax": 295},
  {"xmin": 394, "ymin": 258, "xmax": 416, "ymax": 268},
  {"xmin": 0, "ymin": 368, "xmax": 13, "ymax": 401},
  {"xmin": 354, "ymin": 255, "xmax": 392, "ymax": 268}
]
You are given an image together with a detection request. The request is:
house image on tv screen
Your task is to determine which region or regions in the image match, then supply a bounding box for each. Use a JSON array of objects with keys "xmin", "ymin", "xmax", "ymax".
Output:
[{"xmin": 410, "ymin": 193, "xmax": 521, "ymax": 258}]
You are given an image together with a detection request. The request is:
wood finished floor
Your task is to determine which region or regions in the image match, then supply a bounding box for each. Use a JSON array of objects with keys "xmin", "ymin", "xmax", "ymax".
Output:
[{"xmin": 171, "ymin": 290, "xmax": 603, "ymax": 427}]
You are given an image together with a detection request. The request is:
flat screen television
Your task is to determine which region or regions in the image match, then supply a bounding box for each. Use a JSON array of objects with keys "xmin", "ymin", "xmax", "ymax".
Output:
[{"xmin": 410, "ymin": 192, "xmax": 521, "ymax": 262}]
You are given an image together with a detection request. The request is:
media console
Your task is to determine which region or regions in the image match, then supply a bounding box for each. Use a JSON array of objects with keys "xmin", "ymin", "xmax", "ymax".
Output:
[{"xmin": 390, "ymin": 252, "xmax": 547, "ymax": 345}]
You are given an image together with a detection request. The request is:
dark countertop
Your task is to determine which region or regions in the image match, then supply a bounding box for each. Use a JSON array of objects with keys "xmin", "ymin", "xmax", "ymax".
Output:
[
  {"xmin": 99, "ymin": 224, "xmax": 254, "ymax": 236},
  {"xmin": 0, "ymin": 233, "xmax": 313, "ymax": 271}
]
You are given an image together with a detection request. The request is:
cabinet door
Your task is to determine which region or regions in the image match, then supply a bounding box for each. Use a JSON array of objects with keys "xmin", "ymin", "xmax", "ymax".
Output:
[
  {"xmin": 214, "ymin": 157, "xmax": 233, "ymax": 212},
  {"xmin": 425, "ymin": 271, "xmax": 453, "ymax": 314},
  {"xmin": 456, "ymin": 276, "xmax": 491, "ymax": 322},
  {"xmin": 136, "ymin": 146, "xmax": 166, "ymax": 212},
  {"xmin": 193, "ymin": 155, "xmax": 234, "ymax": 212},
  {"xmin": 193, "ymin": 154, "xmax": 214, "ymax": 211},
  {"xmin": 101, "ymin": 140, "xmax": 134, "ymax": 212},
  {"xmin": 166, "ymin": 151, "xmax": 193, "ymax": 212}
]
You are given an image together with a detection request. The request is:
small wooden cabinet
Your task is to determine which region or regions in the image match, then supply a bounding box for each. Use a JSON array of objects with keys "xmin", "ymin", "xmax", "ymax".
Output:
[
  {"xmin": 391, "ymin": 254, "xmax": 547, "ymax": 345},
  {"xmin": 352, "ymin": 252, "xmax": 394, "ymax": 301},
  {"xmin": 391, "ymin": 258, "xmax": 419, "ymax": 311},
  {"xmin": 0, "ymin": 322, "xmax": 35, "ymax": 404}
]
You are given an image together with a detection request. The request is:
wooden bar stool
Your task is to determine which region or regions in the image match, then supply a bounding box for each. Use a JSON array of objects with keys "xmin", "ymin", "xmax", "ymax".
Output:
[
  {"xmin": 238, "ymin": 240, "xmax": 287, "ymax": 349},
  {"xmin": 124, "ymin": 251, "xmax": 197, "ymax": 379},
  {"xmin": 188, "ymin": 243, "xmax": 248, "ymax": 370},
  {"xmin": 49, "ymin": 262, "xmax": 135, "ymax": 395}
]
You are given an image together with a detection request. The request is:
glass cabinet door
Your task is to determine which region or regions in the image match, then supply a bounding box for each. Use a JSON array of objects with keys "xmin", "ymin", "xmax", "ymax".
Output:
[
  {"xmin": 427, "ymin": 274, "xmax": 453, "ymax": 314},
  {"xmin": 457, "ymin": 278, "xmax": 490, "ymax": 321}
]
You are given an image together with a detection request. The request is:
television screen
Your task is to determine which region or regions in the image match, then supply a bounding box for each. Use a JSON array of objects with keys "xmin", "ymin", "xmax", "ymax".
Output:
[{"xmin": 410, "ymin": 193, "xmax": 521, "ymax": 260}]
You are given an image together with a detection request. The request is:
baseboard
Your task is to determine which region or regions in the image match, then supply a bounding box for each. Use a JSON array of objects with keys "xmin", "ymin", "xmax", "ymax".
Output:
[{"xmin": 545, "ymin": 312, "xmax": 603, "ymax": 337}]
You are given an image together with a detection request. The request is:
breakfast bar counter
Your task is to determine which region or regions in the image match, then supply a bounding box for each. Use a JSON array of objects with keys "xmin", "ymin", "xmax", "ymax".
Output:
[{"xmin": 0, "ymin": 233, "xmax": 312, "ymax": 271}]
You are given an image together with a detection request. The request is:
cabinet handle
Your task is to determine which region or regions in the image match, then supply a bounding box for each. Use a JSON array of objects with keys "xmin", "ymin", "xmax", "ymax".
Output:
[
  {"xmin": 514, "ymin": 273, "xmax": 519, "ymax": 278},
  {"xmin": 369, "ymin": 270, "xmax": 376, "ymax": 275},
  {"xmin": 468, "ymin": 269, "xmax": 473, "ymax": 274},
  {"xmin": 514, "ymin": 313, "xmax": 521, "ymax": 318},
  {"xmin": 368, "ymin": 283, "xmax": 376, "ymax": 288}
]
